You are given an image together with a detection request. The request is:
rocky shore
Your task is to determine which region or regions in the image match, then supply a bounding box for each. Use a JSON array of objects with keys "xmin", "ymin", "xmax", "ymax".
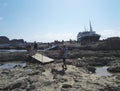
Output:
[
  {"xmin": 1, "ymin": 37, "xmax": 120, "ymax": 91},
  {"xmin": 0, "ymin": 48, "xmax": 120, "ymax": 91},
  {"xmin": 0, "ymin": 60, "xmax": 120, "ymax": 91}
]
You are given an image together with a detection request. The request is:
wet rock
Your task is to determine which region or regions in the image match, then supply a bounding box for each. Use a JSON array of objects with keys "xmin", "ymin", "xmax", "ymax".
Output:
[
  {"xmin": 0, "ymin": 63, "xmax": 4, "ymax": 66},
  {"xmin": 62, "ymin": 84, "xmax": 72, "ymax": 88},
  {"xmin": 99, "ymin": 85, "xmax": 120, "ymax": 91},
  {"xmin": 61, "ymin": 84, "xmax": 73, "ymax": 91},
  {"xmin": 107, "ymin": 66, "xmax": 120, "ymax": 73},
  {"xmin": 51, "ymin": 68, "xmax": 65, "ymax": 76},
  {"xmin": 13, "ymin": 64, "xmax": 22, "ymax": 68},
  {"xmin": 13, "ymin": 63, "xmax": 27, "ymax": 68},
  {"xmin": 86, "ymin": 66, "xmax": 96, "ymax": 73}
]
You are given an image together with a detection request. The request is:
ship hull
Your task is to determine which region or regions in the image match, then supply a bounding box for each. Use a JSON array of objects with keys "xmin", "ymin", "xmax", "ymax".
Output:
[{"xmin": 78, "ymin": 34, "xmax": 100, "ymax": 45}]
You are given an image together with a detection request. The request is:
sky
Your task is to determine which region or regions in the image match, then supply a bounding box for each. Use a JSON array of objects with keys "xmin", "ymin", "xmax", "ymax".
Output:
[{"xmin": 0, "ymin": 0, "xmax": 120, "ymax": 42}]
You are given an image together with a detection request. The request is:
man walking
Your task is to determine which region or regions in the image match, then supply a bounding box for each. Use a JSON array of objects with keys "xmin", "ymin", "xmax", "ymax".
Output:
[{"xmin": 61, "ymin": 45, "xmax": 68, "ymax": 70}]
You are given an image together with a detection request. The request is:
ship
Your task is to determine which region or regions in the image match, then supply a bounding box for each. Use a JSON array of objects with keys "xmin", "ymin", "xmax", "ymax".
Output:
[{"xmin": 77, "ymin": 22, "xmax": 100, "ymax": 45}]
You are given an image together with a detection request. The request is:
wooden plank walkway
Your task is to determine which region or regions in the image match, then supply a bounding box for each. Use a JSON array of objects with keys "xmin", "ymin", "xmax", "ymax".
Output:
[{"xmin": 32, "ymin": 53, "xmax": 54, "ymax": 63}]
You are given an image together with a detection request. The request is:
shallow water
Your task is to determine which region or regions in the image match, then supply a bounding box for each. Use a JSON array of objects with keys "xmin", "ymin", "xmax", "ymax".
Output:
[
  {"xmin": 95, "ymin": 66, "xmax": 112, "ymax": 76},
  {"xmin": 0, "ymin": 61, "xmax": 26, "ymax": 69},
  {"xmin": 0, "ymin": 49, "xmax": 27, "ymax": 53}
]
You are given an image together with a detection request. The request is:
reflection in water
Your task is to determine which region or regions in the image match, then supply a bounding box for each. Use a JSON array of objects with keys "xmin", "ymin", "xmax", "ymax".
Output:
[
  {"xmin": 0, "ymin": 61, "xmax": 26, "ymax": 69},
  {"xmin": 95, "ymin": 66, "xmax": 112, "ymax": 76}
]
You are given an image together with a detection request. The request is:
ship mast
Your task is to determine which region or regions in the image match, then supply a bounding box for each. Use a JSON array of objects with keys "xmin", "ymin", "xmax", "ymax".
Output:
[
  {"xmin": 84, "ymin": 25, "xmax": 87, "ymax": 31},
  {"xmin": 89, "ymin": 21, "xmax": 93, "ymax": 32}
]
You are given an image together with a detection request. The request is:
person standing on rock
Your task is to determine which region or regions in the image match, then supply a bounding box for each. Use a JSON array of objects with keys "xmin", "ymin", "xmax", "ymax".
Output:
[{"xmin": 60, "ymin": 44, "xmax": 68, "ymax": 70}]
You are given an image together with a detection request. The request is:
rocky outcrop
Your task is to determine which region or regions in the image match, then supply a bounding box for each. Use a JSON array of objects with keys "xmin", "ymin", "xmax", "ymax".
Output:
[
  {"xmin": 0, "ymin": 36, "xmax": 10, "ymax": 48},
  {"xmin": 10, "ymin": 39, "xmax": 24, "ymax": 43},
  {"xmin": 0, "ymin": 36, "xmax": 26, "ymax": 49},
  {"xmin": 107, "ymin": 60, "xmax": 120, "ymax": 73},
  {"xmin": 10, "ymin": 39, "xmax": 26, "ymax": 49},
  {"xmin": 0, "ymin": 36, "xmax": 9, "ymax": 44},
  {"xmin": 107, "ymin": 66, "xmax": 120, "ymax": 73}
]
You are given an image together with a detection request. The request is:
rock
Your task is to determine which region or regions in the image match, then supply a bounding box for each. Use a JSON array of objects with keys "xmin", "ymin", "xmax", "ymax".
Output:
[
  {"xmin": 62, "ymin": 84, "xmax": 72, "ymax": 88},
  {"xmin": 25, "ymin": 69, "xmax": 39, "ymax": 75},
  {"xmin": 75, "ymin": 59, "xmax": 88, "ymax": 67},
  {"xmin": 26, "ymin": 85, "xmax": 35, "ymax": 91},
  {"xmin": 59, "ymin": 78, "xmax": 68, "ymax": 83},
  {"xmin": 0, "ymin": 69, "xmax": 11, "ymax": 75},
  {"xmin": 13, "ymin": 64, "xmax": 22, "ymax": 68},
  {"xmin": 13, "ymin": 63, "xmax": 27, "ymax": 68},
  {"xmin": 0, "ymin": 77, "xmax": 31, "ymax": 90},
  {"xmin": 99, "ymin": 85, "xmax": 120, "ymax": 91},
  {"xmin": 86, "ymin": 66, "xmax": 96, "ymax": 73},
  {"xmin": 42, "ymin": 80, "xmax": 54, "ymax": 86},
  {"xmin": 35, "ymin": 66, "xmax": 45, "ymax": 72},
  {"xmin": 51, "ymin": 68, "xmax": 65, "ymax": 76},
  {"xmin": 0, "ymin": 63, "xmax": 4, "ymax": 66},
  {"xmin": 0, "ymin": 36, "xmax": 9, "ymax": 44},
  {"xmin": 97, "ymin": 37, "xmax": 120, "ymax": 50},
  {"xmin": 107, "ymin": 60, "xmax": 120, "ymax": 66},
  {"xmin": 107, "ymin": 66, "xmax": 120, "ymax": 73}
]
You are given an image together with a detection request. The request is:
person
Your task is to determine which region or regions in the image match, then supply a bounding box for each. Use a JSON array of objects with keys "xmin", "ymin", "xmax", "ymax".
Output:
[
  {"xmin": 34, "ymin": 41, "xmax": 38, "ymax": 52},
  {"xmin": 26, "ymin": 43, "xmax": 31, "ymax": 52},
  {"xmin": 60, "ymin": 45, "xmax": 68, "ymax": 70}
]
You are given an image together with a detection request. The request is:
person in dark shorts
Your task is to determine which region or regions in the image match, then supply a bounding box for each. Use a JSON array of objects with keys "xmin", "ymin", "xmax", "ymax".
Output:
[{"xmin": 60, "ymin": 45, "xmax": 68, "ymax": 70}]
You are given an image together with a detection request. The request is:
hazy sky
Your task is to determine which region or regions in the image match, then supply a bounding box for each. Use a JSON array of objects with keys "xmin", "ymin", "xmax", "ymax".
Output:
[{"xmin": 0, "ymin": 0, "xmax": 120, "ymax": 42}]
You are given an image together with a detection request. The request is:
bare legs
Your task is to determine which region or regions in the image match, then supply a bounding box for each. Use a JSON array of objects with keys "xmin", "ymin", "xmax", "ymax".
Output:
[{"xmin": 62, "ymin": 58, "xmax": 67, "ymax": 70}]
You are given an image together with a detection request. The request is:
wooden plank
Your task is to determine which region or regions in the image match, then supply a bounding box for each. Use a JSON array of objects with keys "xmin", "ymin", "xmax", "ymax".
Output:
[{"xmin": 32, "ymin": 53, "xmax": 54, "ymax": 63}]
